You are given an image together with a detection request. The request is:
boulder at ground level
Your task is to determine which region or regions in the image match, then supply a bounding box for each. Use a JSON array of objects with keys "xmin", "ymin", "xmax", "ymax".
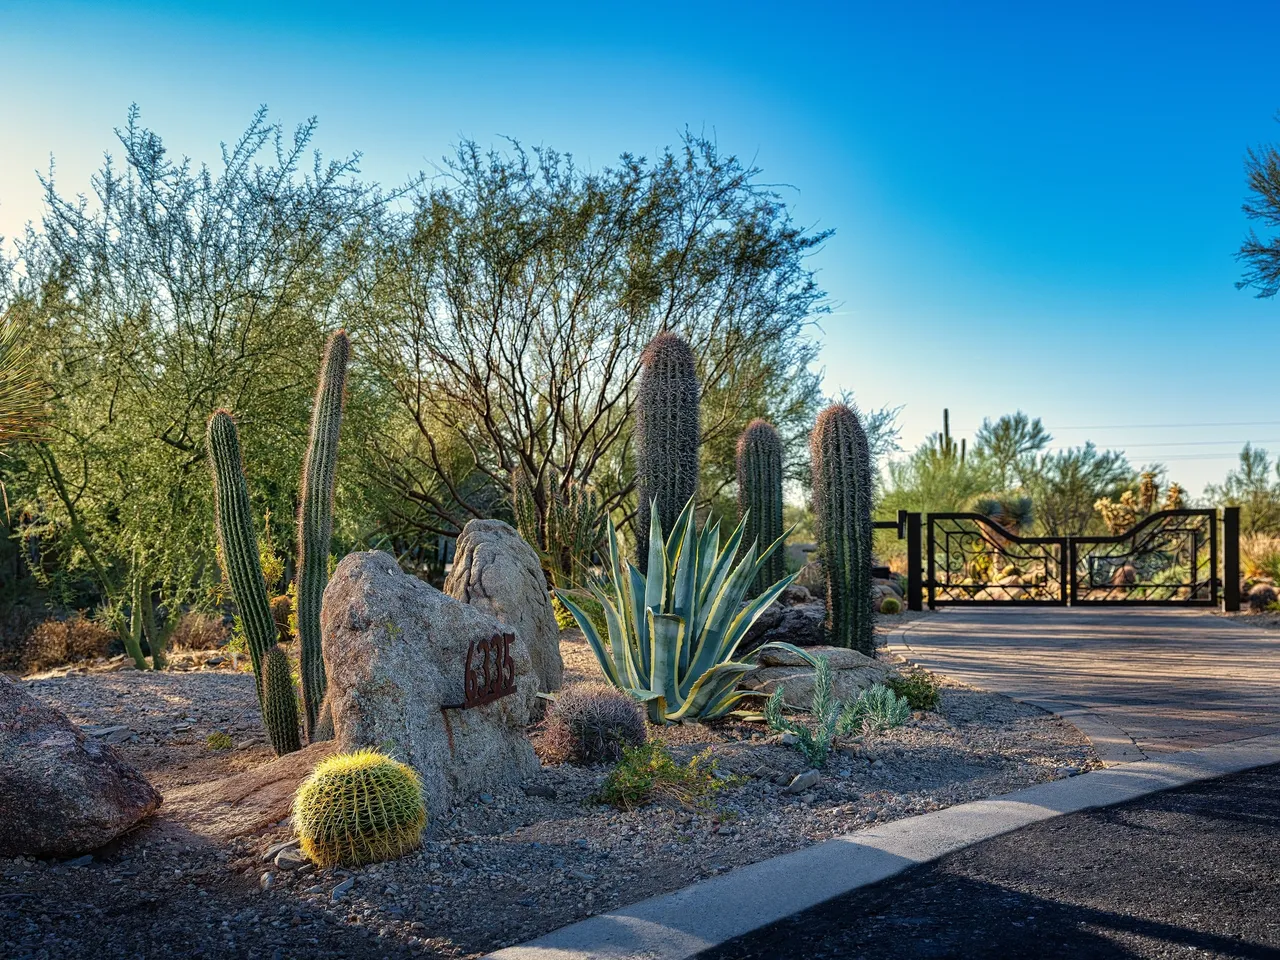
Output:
[
  {"xmin": 322, "ymin": 551, "xmax": 540, "ymax": 815},
  {"xmin": 444, "ymin": 519, "xmax": 562, "ymax": 695},
  {"xmin": 0, "ymin": 675, "xmax": 162, "ymax": 858},
  {"xmin": 740, "ymin": 644, "xmax": 893, "ymax": 708},
  {"xmin": 165, "ymin": 741, "xmax": 335, "ymax": 840}
]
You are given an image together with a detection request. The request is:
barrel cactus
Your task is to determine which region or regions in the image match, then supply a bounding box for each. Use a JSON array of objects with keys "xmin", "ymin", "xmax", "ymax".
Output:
[
  {"xmin": 295, "ymin": 330, "xmax": 349, "ymax": 740},
  {"xmin": 737, "ymin": 419, "xmax": 786, "ymax": 597},
  {"xmin": 294, "ymin": 749, "xmax": 426, "ymax": 867},
  {"xmin": 811, "ymin": 403, "xmax": 875, "ymax": 654},
  {"xmin": 206, "ymin": 410, "xmax": 278, "ymax": 689},
  {"xmin": 262, "ymin": 644, "xmax": 301, "ymax": 756},
  {"xmin": 634, "ymin": 332, "xmax": 700, "ymax": 570}
]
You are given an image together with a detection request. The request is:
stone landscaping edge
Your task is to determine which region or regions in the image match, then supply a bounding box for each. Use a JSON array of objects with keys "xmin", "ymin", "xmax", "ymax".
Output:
[{"xmin": 485, "ymin": 732, "xmax": 1280, "ymax": 960}]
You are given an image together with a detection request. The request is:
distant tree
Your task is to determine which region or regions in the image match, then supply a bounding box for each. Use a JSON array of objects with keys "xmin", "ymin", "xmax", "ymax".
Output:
[
  {"xmin": 971, "ymin": 412, "xmax": 1051, "ymax": 489},
  {"xmin": 1025, "ymin": 444, "xmax": 1132, "ymax": 537},
  {"xmin": 1205, "ymin": 444, "xmax": 1280, "ymax": 535},
  {"xmin": 1238, "ymin": 116, "xmax": 1280, "ymax": 298}
]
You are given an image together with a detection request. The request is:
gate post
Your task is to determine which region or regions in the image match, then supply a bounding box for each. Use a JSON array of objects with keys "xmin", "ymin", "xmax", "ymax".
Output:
[
  {"xmin": 1223, "ymin": 506, "xmax": 1241, "ymax": 612},
  {"xmin": 906, "ymin": 512, "xmax": 923, "ymax": 611}
]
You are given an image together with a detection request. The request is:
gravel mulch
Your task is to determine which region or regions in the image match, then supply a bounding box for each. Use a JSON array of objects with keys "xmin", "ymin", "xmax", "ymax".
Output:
[{"xmin": 3, "ymin": 621, "xmax": 1099, "ymax": 959}]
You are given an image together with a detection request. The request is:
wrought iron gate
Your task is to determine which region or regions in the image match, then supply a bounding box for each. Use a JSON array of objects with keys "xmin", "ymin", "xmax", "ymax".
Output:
[{"xmin": 919, "ymin": 509, "xmax": 1224, "ymax": 609}]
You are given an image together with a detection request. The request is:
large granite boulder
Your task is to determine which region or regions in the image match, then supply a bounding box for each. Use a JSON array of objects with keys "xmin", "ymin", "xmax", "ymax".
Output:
[
  {"xmin": 0, "ymin": 675, "xmax": 161, "ymax": 858},
  {"xmin": 739, "ymin": 645, "xmax": 893, "ymax": 709},
  {"xmin": 321, "ymin": 551, "xmax": 540, "ymax": 815},
  {"xmin": 444, "ymin": 519, "xmax": 562, "ymax": 695}
]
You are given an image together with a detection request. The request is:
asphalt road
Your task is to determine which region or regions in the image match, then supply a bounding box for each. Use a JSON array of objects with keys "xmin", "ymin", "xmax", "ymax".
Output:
[{"xmin": 697, "ymin": 762, "xmax": 1280, "ymax": 960}]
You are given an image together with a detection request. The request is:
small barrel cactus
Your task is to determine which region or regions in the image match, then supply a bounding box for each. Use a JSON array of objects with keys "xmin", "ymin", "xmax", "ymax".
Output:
[
  {"xmin": 539, "ymin": 683, "xmax": 648, "ymax": 765},
  {"xmin": 294, "ymin": 749, "xmax": 426, "ymax": 868},
  {"xmin": 880, "ymin": 596, "xmax": 902, "ymax": 615},
  {"xmin": 811, "ymin": 403, "xmax": 875, "ymax": 654},
  {"xmin": 262, "ymin": 645, "xmax": 301, "ymax": 756},
  {"xmin": 1249, "ymin": 583, "xmax": 1278, "ymax": 612},
  {"xmin": 634, "ymin": 332, "xmax": 700, "ymax": 568},
  {"xmin": 737, "ymin": 419, "xmax": 786, "ymax": 597}
]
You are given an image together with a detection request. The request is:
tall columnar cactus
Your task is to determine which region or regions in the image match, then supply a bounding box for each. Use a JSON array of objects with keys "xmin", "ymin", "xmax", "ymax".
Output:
[
  {"xmin": 262, "ymin": 644, "xmax": 301, "ymax": 755},
  {"xmin": 634, "ymin": 332, "xmax": 700, "ymax": 570},
  {"xmin": 295, "ymin": 330, "xmax": 350, "ymax": 740},
  {"xmin": 511, "ymin": 466, "xmax": 543, "ymax": 552},
  {"xmin": 207, "ymin": 410, "xmax": 278, "ymax": 689},
  {"xmin": 510, "ymin": 465, "xmax": 605, "ymax": 588},
  {"xmin": 811, "ymin": 403, "xmax": 875, "ymax": 654},
  {"xmin": 737, "ymin": 419, "xmax": 786, "ymax": 597}
]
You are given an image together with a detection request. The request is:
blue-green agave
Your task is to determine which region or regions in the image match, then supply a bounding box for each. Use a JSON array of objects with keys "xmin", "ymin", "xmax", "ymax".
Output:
[{"xmin": 557, "ymin": 498, "xmax": 813, "ymax": 723}]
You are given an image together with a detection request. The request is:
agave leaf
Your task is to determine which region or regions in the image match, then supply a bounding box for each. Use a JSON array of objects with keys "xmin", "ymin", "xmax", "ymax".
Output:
[
  {"xmin": 669, "ymin": 661, "xmax": 755, "ymax": 720},
  {"xmin": 589, "ymin": 581, "xmax": 640, "ymax": 689},
  {"xmin": 644, "ymin": 503, "xmax": 667, "ymax": 614},
  {"xmin": 664, "ymin": 497, "xmax": 698, "ymax": 573},
  {"xmin": 647, "ymin": 611, "xmax": 685, "ymax": 719},
  {"xmin": 671, "ymin": 504, "xmax": 700, "ymax": 677},
  {"xmin": 717, "ymin": 571, "xmax": 800, "ymax": 662},
  {"xmin": 626, "ymin": 561, "xmax": 651, "ymax": 682},
  {"xmin": 750, "ymin": 523, "xmax": 798, "ymax": 582},
  {"xmin": 557, "ymin": 590, "xmax": 621, "ymax": 687},
  {"xmin": 701, "ymin": 687, "xmax": 759, "ymax": 719},
  {"xmin": 693, "ymin": 519, "xmax": 748, "ymax": 640},
  {"xmin": 745, "ymin": 641, "xmax": 821, "ymax": 666}
]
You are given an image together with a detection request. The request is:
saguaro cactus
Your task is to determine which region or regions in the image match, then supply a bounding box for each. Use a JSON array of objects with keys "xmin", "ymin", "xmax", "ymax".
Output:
[
  {"xmin": 634, "ymin": 332, "xmax": 700, "ymax": 569},
  {"xmin": 262, "ymin": 644, "xmax": 302, "ymax": 755},
  {"xmin": 737, "ymin": 419, "xmax": 785, "ymax": 597},
  {"xmin": 811, "ymin": 403, "xmax": 875, "ymax": 654},
  {"xmin": 296, "ymin": 330, "xmax": 350, "ymax": 740},
  {"xmin": 207, "ymin": 410, "xmax": 278, "ymax": 689}
]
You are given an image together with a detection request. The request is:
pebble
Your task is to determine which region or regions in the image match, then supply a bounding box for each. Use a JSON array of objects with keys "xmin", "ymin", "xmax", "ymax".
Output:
[
  {"xmin": 331, "ymin": 877, "xmax": 355, "ymax": 901},
  {"xmin": 784, "ymin": 770, "xmax": 821, "ymax": 794},
  {"xmin": 275, "ymin": 848, "xmax": 308, "ymax": 871},
  {"xmin": 478, "ymin": 793, "xmax": 494, "ymax": 804},
  {"xmin": 259, "ymin": 872, "xmax": 275, "ymax": 891},
  {"xmin": 262, "ymin": 839, "xmax": 299, "ymax": 863},
  {"xmin": 523, "ymin": 783, "xmax": 557, "ymax": 800}
]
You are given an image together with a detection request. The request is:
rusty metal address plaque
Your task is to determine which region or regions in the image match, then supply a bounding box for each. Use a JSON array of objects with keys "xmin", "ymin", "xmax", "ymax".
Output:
[{"xmin": 442, "ymin": 631, "xmax": 517, "ymax": 710}]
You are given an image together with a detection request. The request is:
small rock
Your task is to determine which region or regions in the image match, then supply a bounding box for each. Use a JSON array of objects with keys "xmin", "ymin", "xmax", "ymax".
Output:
[
  {"xmin": 871, "ymin": 759, "xmax": 885, "ymax": 768},
  {"xmin": 64, "ymin": 854, "xmax": 93, "ymax": 868},
  {"xmin": 780, "ymin": 732, "xmax": 799, "ymax": 746},
  {"xmin": 523, "ymin": 783, "xmax": 557, "ymax": 800},
  {"xmin": 478, "ymin": 793, "xmax": 494, "ymax": 805},
  {"xmin": 568, "ymin": 869, "xmax": 595, "ymax": 883},
  {"xmin": 259, "ymin": 872, "xmax": 275, "ymax": 891},
  {"xmin": 331, "ymin": 877, "xmax": 355, "ymax": 901},
  {"xmin": 784, "ymin": 770, "xmax": 821, "ymax": 794},
  {"xmin": 275, "ymin": 848, "xmax": 308, "ymax": 871},
  {"xmin": 261, "ymin": 839, "xmax": 299, "ymax": 863}
]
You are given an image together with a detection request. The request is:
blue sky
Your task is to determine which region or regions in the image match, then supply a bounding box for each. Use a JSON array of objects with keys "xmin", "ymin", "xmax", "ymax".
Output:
[{"xmin": 2, "ymin": 0, "xmax": 1278, "ymax": 493}]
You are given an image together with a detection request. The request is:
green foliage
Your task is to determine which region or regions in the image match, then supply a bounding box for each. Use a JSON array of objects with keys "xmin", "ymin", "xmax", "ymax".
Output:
[
  {"xmin": 262, "ymin": 645, "xmax": 302, "ymax": 756},
  {"xmin": 884, "ymin": 670, "xmax": 940, "ymax": 710},
  {"xmin": 737, "ymin": 419, "xmax": 785, "ymax": 598},
  {"xmin": 207, "ymin": 410, "xmax": 278, "ymax": 693},
  {"xmin": 0, "ymin": 311, "xmax": 46, "ymax": 452},
  {"xmin": 1206, "ymin": 444, "xmax": 1280, "ymax": 535},
  {"xmin": 511, "ymin": 466, "xmax": 606, "ymax": 589},
  {"xmin": 294, "ymin": 749, "xmax": 426, "ymax": 867},
  {"xmin": 763, "ymin": 657, "xmax": 858, "ymax": 767},
  {"xmin": 850, "ymin": 684, "xmax": 913, "ymax": 732},
  {"xmin": 296, "ymin": 330, "xmax": 350, "ymax": 740},
  {"xmin": 596, "ymin": 743, "xmax": 731, "ymax": 811},
  {"xmin": 554, "ymin": 589, "xmax": 608, "ymax": 637},
  {"xmin": 206, "ymin": 732, "xmax": 234, "ymax": 751},
  {"xmin": 556, "ymin": 497, "xmax": 806, "ymax": 723},
  {"xmin": 811, "ymin": 404, "xmax": 875, "ymax": 654},
  {"xmin": 1242, "ymin": 535, "xmax": 1280, "ymax": 581},
  {"xmin": 635, "ymin": 332, "xmax": 701, "ymax": 568}
]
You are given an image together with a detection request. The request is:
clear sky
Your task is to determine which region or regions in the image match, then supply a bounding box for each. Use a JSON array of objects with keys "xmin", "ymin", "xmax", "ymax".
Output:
[{"xmin": 2, "ymin": 0, "xmax": 1278, "ymax": 494}]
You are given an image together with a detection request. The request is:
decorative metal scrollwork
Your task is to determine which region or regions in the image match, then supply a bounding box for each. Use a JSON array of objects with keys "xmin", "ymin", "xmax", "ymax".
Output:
[
  {"xmin": 927, "ymin": 514, "xmax": 1067, "ymax": 605},
  {"xmin": 1070, "ymin": 510, "xmax": 1216, "ymax": 604}
]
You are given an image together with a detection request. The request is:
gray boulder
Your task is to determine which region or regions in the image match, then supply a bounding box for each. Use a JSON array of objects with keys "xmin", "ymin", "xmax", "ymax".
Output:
[
  {"xmin": 739, "ymin": 645, "xmax": 892, "ymax": 709},
  {"xmin": 444, "ymin": 519, "xmax": 562, "ymax": 695},
  {"xmin": 321, "ymin": 551, "xmax": 540, "ymax": 815},
  {"xmin": 0, "ymin": 675, "xmax": 161, "ymax": 858}
]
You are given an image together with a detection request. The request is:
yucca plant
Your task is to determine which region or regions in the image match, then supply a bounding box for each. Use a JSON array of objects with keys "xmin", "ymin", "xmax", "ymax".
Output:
[{"xmin": 557, "ymin": 497, "xmax": 812, "ymax": 723}]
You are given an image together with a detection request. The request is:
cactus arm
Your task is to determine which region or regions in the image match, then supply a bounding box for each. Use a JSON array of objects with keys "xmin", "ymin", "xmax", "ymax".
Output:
[{"xmin": 262, "ymin": 645, "xmax": 302, "ymax": 755}]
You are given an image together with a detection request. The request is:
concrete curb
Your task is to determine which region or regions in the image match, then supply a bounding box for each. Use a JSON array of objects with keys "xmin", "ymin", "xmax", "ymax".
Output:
[{"xmin": 485, "ymin": 734, "xmax": 1280, "ymax": 960}]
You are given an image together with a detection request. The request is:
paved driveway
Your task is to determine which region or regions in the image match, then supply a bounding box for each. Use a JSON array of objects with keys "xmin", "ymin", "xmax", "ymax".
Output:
[{"xmin": 892, "ymin": 608, "xmax": 1280, "ymax": 763}]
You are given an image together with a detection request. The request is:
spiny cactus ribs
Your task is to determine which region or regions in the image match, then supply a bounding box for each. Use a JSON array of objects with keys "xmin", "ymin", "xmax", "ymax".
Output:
[
  {"xmin": 811, "ymin": 403, "xmax": 875, "ymax": 654},
  {"xmin": 634, "ymin": 331, "xmax": 700, "ymax": 570},
  {"xmin": 296, "ymin": 330, "xmax": 350, "ymax": 741},
  {"xmin": 262, "ymin": 644, "xmax": 301, "ymax": 755},
  {"xmin": 737, "ymin": 418, "xmax": 785, "ymax": 597}
]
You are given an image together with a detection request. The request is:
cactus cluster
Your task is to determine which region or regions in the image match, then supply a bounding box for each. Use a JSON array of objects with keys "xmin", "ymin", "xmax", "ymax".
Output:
[
  {"xmin": 295, "ymin": 331, "xmax": 349, "ymax": 739},
  {"xmin": 811, "ymin": 403, "xmax": 876, "ymax": 654},
  {"xmin": 511, "ymin": 466, "xmax": 605, "ymax": 588},
  {"xmin": 293, "ymin": 749, "xmax": 426, "ymax": 867},
  {"xmin": 634, "ymin": 332, "xmax": 700, "ymax": 569},
  {"xmin": 736, "ymin": 419, "xmax": 786, "ymax": 597},
  {"xmin": 205, "ymin": 330, "xmax": 349, "ymax": 755}
]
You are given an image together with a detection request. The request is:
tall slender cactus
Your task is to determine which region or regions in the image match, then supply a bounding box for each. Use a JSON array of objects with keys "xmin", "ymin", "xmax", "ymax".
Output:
[
  {"xmin": 206, "ymin": 409, "xmax": 277, "ymax": 693},
  {"xmin": 737, "ymin": 419, "xmax": 785, "ymax": 597},
  {"xmin": 262, "ymin": 644, "xmax": 302, "ymax": 755},
  {"xmin": 296, "ymin": 330, "xmax": 350, "ymax": 741},
  {"xmin": 634, "ymin": 332, "xmax": 700, "ymax": 570},
  {"xmin": 811, "ymin": 403, "xmax": 875, "ymax": 654}
]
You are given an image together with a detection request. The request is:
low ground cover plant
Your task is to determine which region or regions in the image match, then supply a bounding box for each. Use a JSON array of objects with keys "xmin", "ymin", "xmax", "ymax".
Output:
[
  {"xmin": 885, "ymin": 669, "xmax": 941, "ymax": 710},
  {"xmin": 596, "ymin": 743, "xmax": 732, "ymax": 811}
]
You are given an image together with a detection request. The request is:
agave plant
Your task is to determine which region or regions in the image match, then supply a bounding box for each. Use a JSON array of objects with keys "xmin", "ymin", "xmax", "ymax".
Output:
[{"xmin": 557, "ymin": 497, "xmax": 813, "ymax": 723}]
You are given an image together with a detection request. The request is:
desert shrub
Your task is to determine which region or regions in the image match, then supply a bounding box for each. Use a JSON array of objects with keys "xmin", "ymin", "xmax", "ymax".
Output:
[
  {"xmin": 206, "ymin": 732, "xmax": 234, "ymax": 751},
  {"xmin": 597, "ymin": 743, "xmax": 730, "ymax": 811},
  {"xmin": 880, "ymin": 596, "xmax": 902, "ymax": 615},
  {"xmin": 885, "ymin": 670, "xmax": 940, "ymax": 710},
  {"xmin": 0, "ymin": 605, "xmax": 43, "ymax": 670},
  {"xmin": 168, "ymin": 611, "xmax": 231, "ymax": 651},
  {"xmin": 539, "ymin": 683, "xmax": 647, "ymax": 765},
  {"xmin": 294, "ymin": 749, "xmax": 426, "ymax": 867},
  {"xmin": 21, "ymin": 613, "xmax": 115, "ymax": 671},
  {"xmin": 1249, "ymin": 583, "xmax": 1278, "ymax": 612},
  {"xmin": 1242, "ymin": 535, "xmax": 1280, "ymax": 582},
  {"xmin": 850, "ymin": 683, "xmax": 913, "ymax": 732}
]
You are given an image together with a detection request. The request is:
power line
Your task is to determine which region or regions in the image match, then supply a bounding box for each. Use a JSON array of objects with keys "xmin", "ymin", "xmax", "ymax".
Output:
[
  {"xmin": 1046, "ymin": 439, "xmax": 1280, "ymax": 450},
  {"xmin": 1040, "ymin": 420, "xmax": 1280, "ymax": 431}
]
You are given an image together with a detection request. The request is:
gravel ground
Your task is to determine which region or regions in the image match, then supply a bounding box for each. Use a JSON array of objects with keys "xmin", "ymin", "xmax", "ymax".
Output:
[
  {"xmin": 3, "ymin": 623, "xmax": 1099, "ymax": 959},
  {"xmin": 697, "ymin": 762, "xmax": 1280, "ymax": 960},
  {"xmin": 1217, "ymin": 609, "xmax": 1280, "ymax": 631}
]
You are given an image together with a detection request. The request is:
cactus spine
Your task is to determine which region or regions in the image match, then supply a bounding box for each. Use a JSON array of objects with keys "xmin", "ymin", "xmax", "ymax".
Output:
[
  {"xmin": 811, "ymin": 403, "xmax": 875, "ymax": 654},
  {"xmin": 296, "ymin": 330, "xmax": 349, "ymax": 740},
  {"xmin": 634, "ymin": 332, "xmax": 700, "ymax": 570},
  {"xmin": 207, "ymin": 410, "xmax": 278, "ymax": 689},
  {"xmin": 737, "ymin": 419, "xmax": 785, "ymax": 597},
  {"xmin": 262, "ymin": 644, "xmax": 302, "ymax": 755}
]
